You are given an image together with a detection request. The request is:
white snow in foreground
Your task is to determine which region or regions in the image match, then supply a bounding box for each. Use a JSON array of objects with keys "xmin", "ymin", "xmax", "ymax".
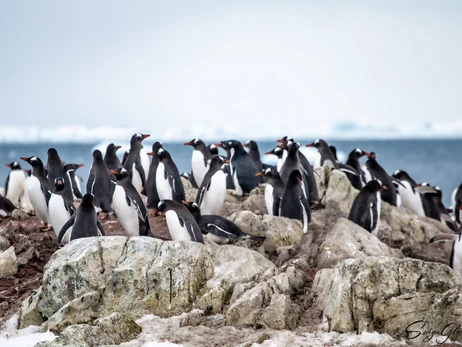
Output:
[{"xmin": 0, "ymin": 314, "xmax": 56, "ymax": 347}]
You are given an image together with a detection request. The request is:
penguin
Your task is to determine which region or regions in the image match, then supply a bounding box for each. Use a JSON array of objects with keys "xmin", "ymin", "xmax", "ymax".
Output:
[
  {"xmin": 153, "ymin": 199, "xmax": 204, "ymax": 243},
  {"xmin": 433, "ymin": 186, "xmax": 459, "ymax": 231},
  {"xmin": 182, "ymin": 201, "xmax": 264, "ymax": 244},
  {"xmin": 57, "ymin": 193, "xmax": 105, "ymax": 244},
  {"xmin": 64, "ymin": 163, "xmax": 84, "ymax": 199},
  {"xmin": 104, "ymin": 143, "xmax": 122, "ymax": 170},
  {"xmin": 195, "ymin": 156, "xmax": 227, "ymax": 215},
  {"xmin": 346, "ymin": 148, "xmax": 370, "ymax": 187},
  {"xmin": 4, "ymin": 161, "xmax": 26, "ymax": 208},
  {"xmin": 363, "ymin": 152, "xmax": 397, "ymax": 206},
  {"xmin": 144, "ymin": 141, "xmax": 164, "ymax": 209},
  {"xmin": 279, "ymin": 169, "xmax": 311, "ymax": 233},
  {"xmin": 221, "ymin": 161, "xmax": 235, "ymax": 190},
  {"xmin": 306, "ymin": 139, "xmax": 339, "ymax": 169},
  {"xmin": 86, "ymin": 149, "xmax": 114, "ymax": 215},
  {"xmin": 278, "ymin": 136, "xmax": 319, "ymax": 204},
  {"xmin": 392, "ymin": 170, "xmax": 425, "ymax": 217},
  {"xmin": 416, "ymin": 182, "xmax": 441, "ymax": 222},
  {"xmin": 348, "ymin": 179, "xmax": 386, "ymax": 236},
  {"xmin": 110, "ymin": 167, "xmax": 152, "ymax": 237},
  {"xmin": 256, "ymin": 167, "xmax": 284, "ymax": 216},
  {"xmin": 453, "ymin": 183, "xmax": 462, "ymax": 224},
  {"xmin": 0, "ymin": 195, "xmax": 17, "ymax": 217},
  {"xmin": 46, "ymin": 148, "xmax": 74, "ymax": 203},
  {"xmin": 265, "ymin": 146, "xmax": 285, "ymax": 172},
  {"xmin": 21, "ymin": 169, "xmax": 35, "ymax": 214},
  {"xmin": 155, "ymin": 148, "xmax": 186, "ymax": 203},
  {"xmin": 123, "ymin": 133, "xmax": 150, "ymax": 194},
  {"xmin": 243, "ymin": 140, "xmax": 264, "ymax": 182},
  {"xmin": 216, "ymin": 140, "xmax": 259, "ymax": 196},
  {"xmin": 430, "ymin": 231, "xmax": 462, "ymax": 275},
  {"xmin": 48, "ymin": 177, "xmax": 76, "ymax": 240},
  {"xmin": 208, "ymin": 143, "xmax": 219, "ymax": 156},
  {"xmin": 184, "ymin": 138, "xmax": 212, "ymax": 188},
  {"xmin": 21, "ymin": 156, "xmax": 52, "ymax": 228}
]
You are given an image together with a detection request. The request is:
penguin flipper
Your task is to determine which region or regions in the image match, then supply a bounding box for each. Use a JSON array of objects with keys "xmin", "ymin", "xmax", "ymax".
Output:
[
  {"xmin": 273, "ymin": 197, "xmax": 281, "ymax": 217},
  {"xmin": 430, "ymin": 233, "xmax": 461, "ymax": 243},
  {"xmin": 301, "ymin": 195, "xmax": 311, "ymax": 223},
  {"xmin": 97, "ymin": 220, "xmax": 106, "ymax": 236},
  {"xmin": 58, "ymin": 215, "xmax": 76, "ymax": 244},
  {"xmin": 179, "ymin": 216, "xmax": 203, "ymax": 243}
]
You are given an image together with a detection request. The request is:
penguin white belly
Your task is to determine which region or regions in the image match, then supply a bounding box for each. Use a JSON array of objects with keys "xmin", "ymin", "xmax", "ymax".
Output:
[
  {"xmin": 27, "ymin": 177, "xmax": 47, "ymax": 221},
  {"xmin": 48, "ymin": 194, "xmax": 71, "ymax": 239},
  {"xmin": 452, "ymin": 239, "xmax": 462, "ymax": 276},
  {"xmin": 300, "ymin": 198, "xmax": 308, "ymax": 233},
  {"xmin": 165, "ymin": 210, "xmax": 192, "ymax": 241},
  {"xmin": 398, "ymin": 182, "xmax": 425, "ymax": 217},
  {"xmin": 112, "ymin": 185, "xmax": 139, "ymax": 237},
  {"xmin": 362, "ymin": 165, "xmax": 373, "ymax": 183},
  {"xmin": 131, "ymin": 163, "xmax": 143, "ymax": 194},
  {"xmin": 6, "ymin": 171, "xmax": 26, "ymax": 206},
  {"xmin": 313, "ymin": 152, "xmax": 322, "ymax": 169},
  {"xmin": 192, "ymin": 151, "xmax": 208, "ymax": 187},
  {"xmin": 371, "ymin": 192, "xmax": 381, "ymax": 237},
  {"xmin": 276, "ymin": 159, "xmax": 283, "ymax": 173},
  {"xmin": 396, "ymin": 193, "xmax": 402, "ymax": 208},
  {"xmin": 140, "ymin": 148, "xmax": 150, "ymax": 182},
  {"xmin": 265, "ymin": 185, "xmax": 274, "ymax": 216},
  {"xmin": 232, "ymin": 170, "xmax": 243, "ymax": 196},
  {"xmin": 200, "ymin": 172, "xmax": 226, "ymax": 215},
  {"xmin": 205, "ymin": 232, "xmax": 229, "ymax": 244},
  {"xmin": 20, "ymin": 184, "xmax": 34, "ymax": 213},
  {"xmin": 156, "ymin": 163, "xmax": 173, "ymax": 200}
]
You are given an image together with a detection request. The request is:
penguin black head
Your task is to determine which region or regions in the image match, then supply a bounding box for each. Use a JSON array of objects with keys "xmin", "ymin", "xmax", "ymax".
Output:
[
  {"xmin": 208, "ymin": 144, "xmax": 219, "ymax": 156},
  {"xmin": 147, "ymin": 142, "xmax": 164, "ymax": 156},
  {"xmin": 181, "ymin": 200, "xmax": 201, "ymax": 220},
  {"xmin": 156, "ymin": 148, "xmax": 172, "ymax": 161},
  {"xmin": 106, "ymin": 143, "xmax": 122, "ymax": 154},
  {"xmin": 364, "ymin": 179, "xmax": 387, "ymax": 192},
  {"xmin": 20, "ymin": 156, "xmax": 44, "ymax": 169},
  {"xmin": 306, "ymin": 139, "xmax": 324, "ymax": 148},
  {"xmin": 243, "ymin": 140, "xmax": 258, "ymax": 149},
  {"xmin": 65, "ymin": 163, "xmax": 84, "ymax": 172},
  {"xmin": 276, "ymin": 136, "xmax": 294, "ymax": 144},
  {"xmin": 54, "ymin": 177, "xmax": 65, "ymax": 191},
  {"xmin": 217, "ymin": 140, "xmax": 241, "ymax": 150},
  {"xmin": 265, "ymin": 146, "xmax": 284, "ymax": 158},
  {"xmin": 366, "ymin": 152, "xmax": 377, "ymax": 159},
  {"xmin": 130, "ymin": 133, "xmax": 150, "ymax": 149},
  {"xmin": 92, "ymin": 149, "xmax": 104, "ymax": 160},
  {"xmin": 6, "ymin": 161, "xmax": 21, "ymax": 170},
  {"xmin": 80, "ymin": 193, "xmax": 95, "ymax": 207},
  {"xmin": 184, "ymin": 138, "xmax": 204, "ymax": 147},
  {"xmin": 110, "ymin": 167, "xmax": 130, "ymax": 181}
]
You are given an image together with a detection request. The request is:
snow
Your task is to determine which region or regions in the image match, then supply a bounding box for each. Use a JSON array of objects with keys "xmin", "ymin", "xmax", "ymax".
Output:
[{"xmin": 0, "ymin": 314, "xmax": 56, "ymax": 347}]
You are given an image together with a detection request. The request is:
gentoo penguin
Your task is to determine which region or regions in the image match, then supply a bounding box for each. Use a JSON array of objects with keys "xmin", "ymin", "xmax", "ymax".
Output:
[
  {"xmin": 182, "ymin": 201, "xmax": 263, "ymax": 244},
  {"xmin": 346, "ymin": 148, "xmax": 370, "ymax": 187},
  {"xmin": 363, "ymin": 152, "xmax": 398, "ymax": 206},
  {"xmin": 416, "ymin": 182, "xmax": 441, "ymax": 222},
  {"xmin": 46, "ymin": 148, "xmax": 74, "ymax": 203},
  {"xmin": 0, "ymin": 195, "xmax": 17, "ymax": 217},
  {"xmin": 195, "ymin": 156, "xmax": 227, "ymax": 215},
  {"xmin": 221, "ymin": 162, "xmax": 235, "ymax": 190},
  {"xmin": 21, "ymin": 156, "xmax": 52, "ymax": 228},
  {"xmin": 392, "ymin": 170, "xmax": 425, "ymax": 217},
  {"xmin": 433, "ymin": 186, "xmax": 459, "ymax": 231},
  {"xmin": 348, "ymin": 179, "xmax": 386, "ymax": 236},
  {"xmin": 155, "ymin": 148, "xmax": 186, "ymax": 203},
  {"xmin": 4, "ymin": 161, "xmax": 26, "ymax": 208},
  {"xmin": 329, "ymin": 145, "xmax": 338, "ymax": 161},
  {"xmin": 277, "ymin": 136, "xmax": 319, "ymax": 204},
  {"xmin": 430, "ymin": 231, "xmax": 462, "ymax": 275},
  {"xmin": 216, "ymin": 140, "xmax": 259, "ymax": 196},
  {"xmin": 208, "ymin": 143, "xmax": 219, "ymax": 156},
  {"xmin": 123, "ymin": 133, "xmax": 150, "ymax": 194},
  {"xmin": 144, "ymin": 141, "xmax": 164, "ymax": 209},
  {"xmin": 306, "ymin": 139, "xmax": 339, "ymax": 169},
  {"xmin": 279, "ymin": 169, "xmax": 311, "ymax": 233},
  {"xmin": 64, "ymin": 163, "xmax": 84, "ymax": 199},
  {"xmin": 265, "ymin": 146, "xmax": 285, "ymax": 172},
  {"xmin": 86, "ymin": 150, "xmax": 114, "ymax": 215},
  {"xmin": 21, "ymin": 169, "xmax": 34, "ymax": 214},
  {"xmin": 104, "ymin": 143, "xmax": 122, "ymax": 170},
  {"xmin": 243, "ymin": 140, "xmax": 264, "ymax": 182},
  {"xmin": 110, "ymin": 168, "xmax": 152, "ymax": 237},
  {"xmin": 48, "ymin": 177, "xmax": 76, "ymax": 240},
  {"xmin": 453, "ymin": 183, "xmax": 462, "ymax": 224},
  {"xmin": 184, "ymin": 138, "xmax": 212, "ymax": 188},
  {"xmin": 153, "ymin": 199, "xmax": 204, "ymax": 243},
  {"xmin": 256, "ymin": 167, "xmax": 284, "ymax": 216},
  {"xmin": 57, "ymin": 193, "xmax": 105, "ymax": 244}
]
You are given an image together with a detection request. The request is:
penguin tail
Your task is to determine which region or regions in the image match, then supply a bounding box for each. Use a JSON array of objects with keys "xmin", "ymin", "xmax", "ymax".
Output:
[{"xmin": 429, "ymin": 233, "xmax": 460, "ymax": 243}]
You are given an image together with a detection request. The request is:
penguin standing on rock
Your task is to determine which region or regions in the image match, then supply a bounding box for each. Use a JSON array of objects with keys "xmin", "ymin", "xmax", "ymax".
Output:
[
  {"xmin": 348, "ymin": 179, "xmax": 386, "ymax": 236},
  {"xmin": 306, "ymin": 139, "xmax": 339, "ymax": 169},
  {"xmin": 48, "ymin": 177, "xmax": 76, "ymax": 241},
  {"xmin": 123, "ymin": 133, "xmax": 150, "ymax": 194},
  {"xmin": 256, "ymin": 168, "xmax": 284, "ymax": 216},
  {"xmin": 216, "ymin": 140, "xmax": 259, "ymax": 196},
  {"xmin": 243, "ymin": 140, "xmax": 264, "ymax": 180},
  {"xmin": 153, "ymin": 199, "xmax": 204, "ymax": 243},
  {"xmin": 346, "ymin": 148, "xmax": 370, "ymax": 187},
  {"xmin": 156, "ymin": 148, "xmax": 186, "ymax": 203},
  {"xmin": 57, "ymin": 193, "xmax": 105, "ymax": 244},
  {"xmin": 279, "ymin": 169, "xmax": 310, "ymax": 233},
  {"xmin": 87, "ymin": 150, "xmax": 114, "ymax": 215},
  {"xmin": 392, "ymin": 170, "xmax": 425, "ymax": 217},
  {"xmin": 363, "ymin": 152, "xmax": 398, "ymax": 206},
  {"xmin": 46, "ymin": 148, "xmax": 74, "ymax": 203},
  {"xmin": 110, "ymin": 168, "xmax": 152, "ymax": 237},
  {"xmin": 4, "ymin": 161, "xmax": 26, "ymax": 208},
  {"xmin": 184, "ymin": 138, "xmax": 212, "ymax": 188},
  {"xmin": 195, "ymin": 156, "xmax": 227, "ymax": 215},
  {"xmin": 144, "ymin": 141, "xmax": 164, "ymax": 209}
]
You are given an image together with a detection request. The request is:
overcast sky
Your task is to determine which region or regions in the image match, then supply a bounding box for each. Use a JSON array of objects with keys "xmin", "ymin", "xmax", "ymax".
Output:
[{"xmin": 1, "ymin": 1, "xmax": 461, "ymax": 137}]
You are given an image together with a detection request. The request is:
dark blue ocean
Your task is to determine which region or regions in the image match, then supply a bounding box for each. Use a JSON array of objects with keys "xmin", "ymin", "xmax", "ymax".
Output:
[{"xmin": 1, "ymin": 139, "xmax": 461, "ymax": 207}]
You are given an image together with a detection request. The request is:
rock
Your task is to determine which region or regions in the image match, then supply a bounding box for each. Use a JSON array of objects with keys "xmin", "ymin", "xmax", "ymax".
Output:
[
  {"xmin": 28, "ymin": 236, "xmax": 276, "ymax": 332},
  {"xmin": 36, "ymin": 312, "xmax": 141, "ymax": 347},
  {"xmin": 19, "ymin": 288, "xmax": 44, "ymax": 328},
  {"xmin": 17, "ymin": 246, "xmax": 36, "ymax": 265},
  {"xmin": 181, "ymin": 177, "xmax": 197, "ymax": 202},
  {"xmin": 313, "ymin": 256, "xmax": 461, "ymax": 338},
  {"xmin": 315, "ymin": 218, "xmax": 403, "ymax": 269},
  {"xmin": 0, "ymin": 246, "xmax": 18, "ymax": 278},
  {"xmin": 0, "ymin": 302, "xmax": 8, "ymax": 317},
  {"xmin": 240, "ymin": 185, "xmax": 267, "ymax": 215},
  {"xmin": 220, "ymin": 189, "xmax": 247, "ymax": 218},
  {"xmin": 12, "ymin": 209, "xmax": 30, "ymax": 221},
  {"xmin": 0, "ymin": 222, "xmax": 33, "ymax": 254},
  {"xmin": 0, "ymin": 235, "xmax": 10, "ymax": 252},
  {"xmin": 229, "ymin": 211, "xmax": 304, "ymax": 254}
]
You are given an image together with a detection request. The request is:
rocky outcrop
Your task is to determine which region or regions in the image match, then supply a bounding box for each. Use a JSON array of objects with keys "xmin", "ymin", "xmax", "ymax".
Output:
[
  {"xmin": 22, "ymin": 236, "xmax": 277, "ymax": 332},
  {"xmin": 0, "ymin": 246, "xmax": 18, "ymax": 278},
  {"xmin": 313, "ymin": 256, "xmax": 462, "ymax": 344}
]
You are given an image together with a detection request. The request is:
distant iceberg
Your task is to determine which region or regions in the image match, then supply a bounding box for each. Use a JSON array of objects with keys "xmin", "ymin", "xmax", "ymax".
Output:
[{"xmin": 0, "ymin": 121, "xmax": 461, "ymax": 143}]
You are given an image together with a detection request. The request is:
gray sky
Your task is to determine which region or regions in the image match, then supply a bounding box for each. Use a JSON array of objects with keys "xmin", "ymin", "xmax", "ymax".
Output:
[{"xmin": 1, "ymin": 0, "xmax": 461, "ymax": 138}]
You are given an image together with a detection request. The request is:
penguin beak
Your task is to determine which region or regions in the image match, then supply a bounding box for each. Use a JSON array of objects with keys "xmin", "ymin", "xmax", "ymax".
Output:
[
  {"xmin": 363, "ymin": 151, "xmax": 371, "ymax": 156},
  {"xmin": 181, "ymin": 200, "xmax": 189, "ymax": 206},
  {"xmin": 142, "ymin": 134, "xmax": 150, "ymax": 140},
  {"xmin": 214, "ymin": 143, "xmax": 223, "ymax": 148},
  {"xmin": 276, "ymin": 138, "xmax": 284, "ymax": 143},
  {"xmin": 184, "ymin": 141, "xmax": 193, "ymax": 146},
  {"xmin": 116, "ymin": 145, "xmax": 122, "ymax": 150},
  {"xmin": 109, "ymin": 169, "xmax": 118, "ymax": 175},
  {"xmin": 146, "ymin": 152, "xmax": 154, "ymax": 156},
  {"xmin": 20, "ymin": 157, "xmax": 27, "ymax": 161},
  {"xmin": 76, "ymin": 164, "xmax": 84, "ymax": 168},
  {"xmin": 151, "ymin": 209, "xmax": 162, "ymax": 217},
  {"xmin": 5, "ymin": 164, "xmax": 11, "ymax": 168},
  {"xmin": 255, "ymin": 172, "xmax": 263, "ymax": 177},
  {"xmin": 305, "ymin": 143, "xmax": 314, "ymax": 148},
  {"xmin": 381, "ymin": 185, "xmax": 388, "ymax": 190},
  {"xmin": 265, "ymin": 150, "xmax": 273, "ymax": 155}
]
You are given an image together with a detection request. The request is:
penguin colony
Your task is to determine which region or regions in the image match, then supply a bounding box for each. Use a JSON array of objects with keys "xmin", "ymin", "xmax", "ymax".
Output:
[{"xmin": 1, "ymin": 135, "xmax": 461, "ymax": 271}]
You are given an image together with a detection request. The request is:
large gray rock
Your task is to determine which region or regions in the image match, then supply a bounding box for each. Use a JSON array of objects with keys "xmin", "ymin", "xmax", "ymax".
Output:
[
  {"xmin": 240, "ymin": 185, "xmax": 267, "ymax": 215},
  {"xmin": 0, "ymin": 246, "xmax": 18, "ymax": 278},
  {"xmin": 316, "ymin": 218, "xmax": 403, "ymax": 269},
  {"xmin": 26, "ymin": 236, "xmax": 276, "ymax": 332},
  {"xmin": 313, "ymin": 256, "xmax": 462, "ymax": 342},
  {"xmin": 181, "ymin": 177, "xmax": 197, "ymax": 202}
]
